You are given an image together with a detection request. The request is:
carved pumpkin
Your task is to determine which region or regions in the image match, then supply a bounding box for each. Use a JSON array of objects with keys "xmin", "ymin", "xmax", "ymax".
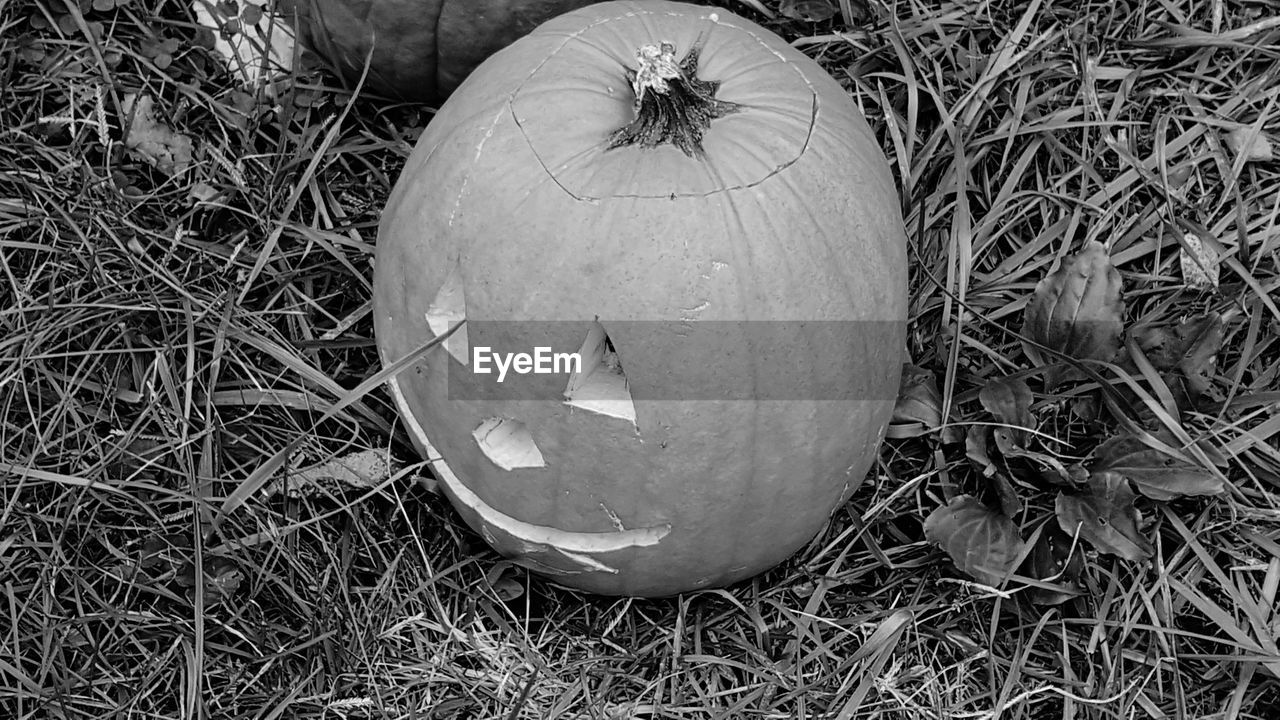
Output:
[
  {"xmin": 289, "ymin": 0, "xmax": 598, "ymax": 100},
  {"xmin": 373, "ymin": 0, "xmax": 908, "ymax": 596}
]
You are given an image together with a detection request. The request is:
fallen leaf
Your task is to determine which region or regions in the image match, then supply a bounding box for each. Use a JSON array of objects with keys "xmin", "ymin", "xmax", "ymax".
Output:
[
  {"xmin": 1089, "ymin": 434, "xmax": 1225, "ymax": 501},
  {"xmin": 1165, "ymin": 163, "xmax": 1194, "ymax": 188},
  {"xmin": 121, "ymin": 93, "xmax": 193, "ymax": 176},
  {"xmin": 415, "ymin": 474, "xmax": 440, "ymax": 495},
  {"xmin": 888, "ymin": 364, "xmax": 942, "ymax": 438},
  {"xmin": 1225, "ymin": 125, "xmax": 1274, "ymax": 163},
  {"xmin": 1056, "ymin": 471, "xmax": 1153, "ymax": 562},
  {"xmin": 188, "ymin": 182, "xmax": 219, "ymax": 203},
  {"xmin": 778, "ymin": 0, "xmax": 837, "ymax": 22},
  {"xmin": 266, "ymin": 448, "xmax": 397, "ymax": 498},
  {"xmin": 1177, "ymin": 230, "xmax": 1219, "ymax": 290},
  {"xmin": 924, "ymin": 495, "xmax": 1026, "ymax": 587},
  {"xmin": 486, "ymin": 562, "xmax": 525, "ymax": 602},
  {"xmin": 979, "ymin": 375, "xmax": 1035, "ymax": 449},
  {"xmin": 1022, "ymin": 241, "xmax": 1125, "ymax": 388}
]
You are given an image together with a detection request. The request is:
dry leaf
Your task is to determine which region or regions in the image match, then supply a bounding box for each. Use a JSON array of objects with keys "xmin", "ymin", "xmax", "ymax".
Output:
[
  {"xmin": 1177, "ymin": 230, "xmax": 1220, "ymax": 290},
  {"xmin": 1056, "ymin": 471, "xmax": 1153, "ymax": 562},
  {"xmin": 266, "ymin": 448, "xmax": 397, "ymax": 498},
  {"xmin": 1165, "ymin": 164, "xmax": 1194, "ymax": 188},
  {"xmin": 188, "ymin": 182, "xmax": 219, "ymax": 203},
  {"xmin": 1225, "ymin": 126, "xmax": 1274, "ymax": 163},
  {"xmin": 122, "ymin": 93, "xmax": 192, "ymax": 176},
  {"xmin": 888, "ymin": 364, "xmax": 942, "ymax": 438},
  {"xmin": 1089, "ymin": 434, "xmax": 1225, "ymax": 501},
  {"xmin": 924, "ymin": 495, "xmax": 1026, "ymax": 587},
  {"xmin": 486, "ymin": 562, "xmax": 525, "ymax": 602},
  {"xmin": 1022, "ymin": 241, "xmax": 1125, "ymax": 388}
]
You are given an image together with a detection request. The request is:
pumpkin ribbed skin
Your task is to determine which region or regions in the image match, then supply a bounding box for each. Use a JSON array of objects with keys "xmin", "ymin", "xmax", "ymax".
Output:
[
  {"xmin": 290, "ymin": 0, "xmax": 598, "ymax": 100},
  {"xmin": 373, "ymin": 0, "xmax": 908, "ymax": 596}
]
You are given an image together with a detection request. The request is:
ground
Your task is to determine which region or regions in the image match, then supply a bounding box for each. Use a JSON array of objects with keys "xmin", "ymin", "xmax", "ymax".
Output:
[{"xmin": 1, "ymin": 0, "xmax": 1278, "ymax": 718}]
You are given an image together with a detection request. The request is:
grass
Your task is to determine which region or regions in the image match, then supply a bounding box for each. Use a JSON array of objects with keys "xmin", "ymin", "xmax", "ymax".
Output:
[{"xmin": 1, "ymin": 0, "xmax": 1279, "ymax": 717}]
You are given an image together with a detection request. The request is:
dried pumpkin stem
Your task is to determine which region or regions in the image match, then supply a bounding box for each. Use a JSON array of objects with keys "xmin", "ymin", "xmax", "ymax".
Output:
[{"xmin": 607, "ymin": 40, "xmax": 740, "ymax": 159}]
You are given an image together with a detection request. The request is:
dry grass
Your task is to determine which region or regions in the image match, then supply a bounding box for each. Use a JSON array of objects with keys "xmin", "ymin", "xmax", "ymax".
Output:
[{"xmin": 2, "ymin": 0, "xmax": 1278, "ymax": 717}]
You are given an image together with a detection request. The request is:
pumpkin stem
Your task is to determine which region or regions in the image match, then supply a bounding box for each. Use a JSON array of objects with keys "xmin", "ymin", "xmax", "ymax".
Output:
[{"xmin": 607, "ymin": 40, "xmax": 740, "ymax": 159}]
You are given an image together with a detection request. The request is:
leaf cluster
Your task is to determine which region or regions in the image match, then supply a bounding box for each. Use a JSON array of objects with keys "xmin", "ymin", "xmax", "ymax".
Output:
[{"xmin": 895, "ymin": 241, "xmax": 1235, "ymax": 604}]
